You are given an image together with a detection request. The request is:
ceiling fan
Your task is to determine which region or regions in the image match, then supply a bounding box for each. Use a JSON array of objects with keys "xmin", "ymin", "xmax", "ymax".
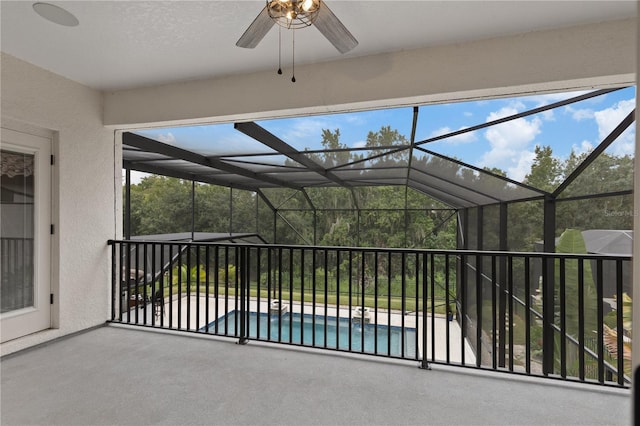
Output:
[{"xmin": 236, "ymin": 0, "xmax": 358, "ymax": 55}]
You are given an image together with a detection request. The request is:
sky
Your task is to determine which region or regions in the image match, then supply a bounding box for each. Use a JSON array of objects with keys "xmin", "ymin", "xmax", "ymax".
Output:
[{"xmin": 133, "ymin": 86, "xmax": 636, "ymax": 184}]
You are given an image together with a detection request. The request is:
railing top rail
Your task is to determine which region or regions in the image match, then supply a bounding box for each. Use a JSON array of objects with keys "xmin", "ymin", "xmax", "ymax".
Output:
[{"xmin": 107, "ymin": 239, "xmax": 631, "ymax": 260}]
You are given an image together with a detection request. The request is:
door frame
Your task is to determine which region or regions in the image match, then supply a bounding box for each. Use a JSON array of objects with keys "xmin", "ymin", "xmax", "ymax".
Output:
[{"xmin": 1, "ymin": 128, "xmax": 52, "ymax": 342}]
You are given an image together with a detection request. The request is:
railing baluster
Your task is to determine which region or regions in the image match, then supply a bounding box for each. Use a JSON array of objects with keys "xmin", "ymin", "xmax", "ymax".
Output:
[
  {"xmin": 238, "ymin": 246, "xmax": 248, "ymax": 344},
  {"xmin": 387, "ymin": 252, "xmax": 391, "ymax": 357},
  {"xmin": 177, "ymin": 244, "xmax": 183, "ymax": 330},
  {"xmin": 348, "ymin": 251, "xmax": 353, "ymax": 352},
  {"xmin": 120, "ymin": 242, "xmax": 126, "ymax": 322},
  {"xmin": 278, "ymin": 247, "xmax": 283, "ymax": 343},
  {"xmin": 249, "ymin": 247, "xmax": 262, "ymax": 340},
  {"xmin": 125, "ymin": 242, "xmax": 131, "ymax": 324},
  {"xmin": 300, "ymin": 249, "xmax": 305, "ymax": 346},
  {"xmin": 596, "ymin": 259, "xmax": 604, "ymax": 384},
  {"xmin": 476, "ymin": 252, "xmax": 482, "ymax": 368},
  {"xmin": 312, "ymin": 248, "xmax": 317, "ymax": 347},
  {"xmin": 560, "ymin": 258, "xmax": 567, "ymax": 379},
  {"xmin": 205, "ymin": 245, "xmax": 210, "ymax": 333},
  {"xmin": 168, "ymin": 244, "xmax": 174, "ymax": 329},
  {"xmin": 267, "ymin": 247, "xmax": 271, "ymax": 340},
  {"xmin": 290, "ymin": 248, "xmax": 294, "ymax": 345},
  {"xmin": 134, "ymin": 242, "xmax": 140, "ymax": 324},
  {"xmin": 374, "ymin": 252, "xmax": 378, "ymax": 355},
  {"xmin": 186, "ymin": 245, "xmax": 191, "ymax": 331},
  {"xmin": 415, "ymin": 253, "xmax": 419, "ymax": 361},
  {"xmin": 578, "ymin": 258, "xmax": 585, "ymax": 381},
  {"xmin": 110, "ymin": 242, "xmax": 116, "ymax": 321},
  {"xmin": 430, "ymin": 253, "xmax": 435, "ymax": 363},
  {"xmin": 224, "ymin": 246, "xmax": 229, "ymax": 335},
  {"xmin": 234, "ymin": 246, "xmax": 239, "ymax": 336},
  {"xmin": 196, "ymin": 245, "xmax": 201, "ymax": 332},
  {"xmin": 214, "ymin": 246, "xmax": 219, "ymax": 334},
  {"xmin": 421, "ymin": 252, "xmax": 428, "ymax": 369},
  {"xmin": 142, "ymin": 242, "xmax": 148, "ymax": 325},
  {"xmin": 491, "ymin": 255, "xmax": 497, "ymax": 370},
  {"xmin": 524, "ymin": 256, "xmax": 531, "ymax": 375},
  {"xmin": 508, "ymin": 255, "xmax": 513, "ymax": 372},
  {"xmin": 150, "ymin": 243, "xmax": 157, "ymax": 327},
  {"xmin": 363, "ymin": 251, "xmax": 367, "ymax": 354},
  {"xmin": 335, "ymin": 250, "xmax": 339, "ymax": 351},
  {"xmin": 445, "ymin": 254, "xmax": 450, "ymax": 364},
  {"xmin": 157, "ymin": 243, "xmax": 163, "ymax": 328},
  {"xmin": 616, "ymin": 259, "xmax": 624, "ymax": 386},
  {"xmin": 459, "ymin": 253, "xmax": 465, "ymax": 366},
  {"xmin": 326, "ymin": 249, "xmax": 330, "ymax": 349}
]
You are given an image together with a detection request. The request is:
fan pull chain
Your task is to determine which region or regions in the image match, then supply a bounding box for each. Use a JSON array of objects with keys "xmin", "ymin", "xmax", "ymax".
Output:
[
  {"xmin": 277, "ymin": 27, "xmax": 282, "ymax": 75},
  {"xmin": 291, "ymin": 29, "xmax": 296, "ymax": 83}
]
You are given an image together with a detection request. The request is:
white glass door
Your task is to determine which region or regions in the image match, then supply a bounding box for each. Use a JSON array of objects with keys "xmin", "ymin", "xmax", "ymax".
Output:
[{"xmin": 1, "ymin": 128, "xmax": 51, "ymax": 342}]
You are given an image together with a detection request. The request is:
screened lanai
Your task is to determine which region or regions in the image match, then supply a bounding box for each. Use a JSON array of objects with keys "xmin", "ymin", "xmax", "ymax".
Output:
[
  {"xmin": 118, "ymin": 86, "xmax": 636, "ymax": 386},
  {"xmin": 122, "ymin": 86, "xmax": 636, "ymax": 250}
]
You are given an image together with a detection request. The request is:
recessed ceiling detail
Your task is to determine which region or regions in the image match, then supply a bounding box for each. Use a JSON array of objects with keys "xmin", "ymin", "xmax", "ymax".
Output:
[{"xmin": 32, "ymin": 2, "xmax": 78, "ymax": 27}]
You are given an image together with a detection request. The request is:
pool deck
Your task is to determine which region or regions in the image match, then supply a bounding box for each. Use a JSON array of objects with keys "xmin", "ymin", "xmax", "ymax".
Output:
[
  {"xmin": 1, "ymin": 325, "xmax": 631, "ymax": 425},
  {"xmin": 123, "ymin": 295, "xmax": 475, "ymax": 364}
]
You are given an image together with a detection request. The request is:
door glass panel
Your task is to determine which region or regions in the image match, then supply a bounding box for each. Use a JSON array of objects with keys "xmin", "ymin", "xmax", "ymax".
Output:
[{"xmin": 1, "ymin": 150, "xmax": 35, "ymax": 313}]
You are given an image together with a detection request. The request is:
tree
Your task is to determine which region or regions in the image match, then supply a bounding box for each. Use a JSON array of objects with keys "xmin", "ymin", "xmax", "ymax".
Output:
[{"xmin": 524, "ymin": 145, "xmax": 562, "ymax": 192}]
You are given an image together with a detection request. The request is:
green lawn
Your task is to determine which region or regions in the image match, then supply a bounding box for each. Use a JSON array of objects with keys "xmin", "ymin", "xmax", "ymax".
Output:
[{"xmin": 145, "ymin": 282, "xmax": 451, "ymax": 314}]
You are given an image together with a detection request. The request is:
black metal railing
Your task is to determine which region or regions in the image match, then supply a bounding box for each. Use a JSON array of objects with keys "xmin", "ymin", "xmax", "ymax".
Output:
[{"xmin": 108, "ymin": 240, "xmax": 632, "ymax": 387}]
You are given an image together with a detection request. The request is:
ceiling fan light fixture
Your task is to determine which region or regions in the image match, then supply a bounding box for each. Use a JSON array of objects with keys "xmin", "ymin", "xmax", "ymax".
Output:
[
  {"xmin": 302, "ymin": 0, "xmax": 320, "ymax": 12},
  {"xmin": 267, "ymin": 0, "xmax": 320, "ymax": 29},
  {"xmin": 237, "ymin": 0, "xmax": 358, "ymax": 82}
]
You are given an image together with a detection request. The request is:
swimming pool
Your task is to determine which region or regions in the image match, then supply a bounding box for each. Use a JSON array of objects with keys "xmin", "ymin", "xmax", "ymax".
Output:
[{"xmin": 203, "ymin": 310, "xmax": 416, "ymax": 357}]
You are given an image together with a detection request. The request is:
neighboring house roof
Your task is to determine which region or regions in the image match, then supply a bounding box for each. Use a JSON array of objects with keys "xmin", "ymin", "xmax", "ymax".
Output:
[
  {"xmin": 580, "ymin": 229, "xmax": 632, "ymax": 256},
  {"xmin": 535, "ymin": 229, "xmax": 632, "ymax": 256}
]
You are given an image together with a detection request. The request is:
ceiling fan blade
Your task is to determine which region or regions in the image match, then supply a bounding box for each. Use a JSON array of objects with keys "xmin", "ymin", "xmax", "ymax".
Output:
[
  {"xmin": 314, "ymin": 3, "xmax": 358, "ymax": 54},
  {"xmin": 236, "ymin": 6, "xmax": 275, "ymax": 49}
]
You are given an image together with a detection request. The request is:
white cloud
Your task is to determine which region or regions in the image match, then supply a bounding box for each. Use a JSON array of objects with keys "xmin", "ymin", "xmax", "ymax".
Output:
[
  {"xmin": 519, "ymin": 90, "xmax": 590, "ymax": 106},
  {"xmin": 571, "ymin": 140, "xmax": 594, "ymax": 156},
  {"xmin": 344, "ymin": 115, "xmax": 367, "ymax": 125},
  {"xmin": 594, "ymin": 98, "xmax": 635, "ymax": 156},
  {"xmin": 282, "ymin": 118, "xmax": 328, "ymax": 142},
  {"xmin": 478, "ymin": 106, "xmax": 542, "ymax": 179},
  {"xmin": 540, "ymin": 109, "xmax": 555, "ymax": 122},
  {"xmin": 158, "ymin": 132, "xmax": 176, "ymax": 143},
  {"xmin": 507, "ymin": 150, "xmax": 537, "ymax": 182},
  {"xmin": 565, "ymin": 105, "xmax": 595, "ymax": 121},
  {"xmin": 594, "ymin": 99, "xmax": 635, "ymax": 139},
  {"xmin": 464, "ymin": 112, "xmax": 473, "ymax": 117},
  {"xmin": 352, "ymin": 140, "xmax": 367, "ymax": 148},
  {"xmin": 429, "ymin": 126, "xmax": 478, "ymax": 144}
]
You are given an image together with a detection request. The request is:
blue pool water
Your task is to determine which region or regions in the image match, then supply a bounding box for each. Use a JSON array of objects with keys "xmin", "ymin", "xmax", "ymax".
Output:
[{"xmin": 203, "ymin": 310, "xmax": 416, "ymax": 357}]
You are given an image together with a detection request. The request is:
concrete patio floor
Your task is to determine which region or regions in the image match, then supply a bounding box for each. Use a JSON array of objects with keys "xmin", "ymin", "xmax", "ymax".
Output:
[{"xmin": 1, "ymin": 325, "xmax": 631, "ymax": 426}]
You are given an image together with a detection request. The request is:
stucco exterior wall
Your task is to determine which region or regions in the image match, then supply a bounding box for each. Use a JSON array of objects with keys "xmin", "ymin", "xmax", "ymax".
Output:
[{"xmin": 1, "ymin": 53, "xmax": 116, "ymax": 355}]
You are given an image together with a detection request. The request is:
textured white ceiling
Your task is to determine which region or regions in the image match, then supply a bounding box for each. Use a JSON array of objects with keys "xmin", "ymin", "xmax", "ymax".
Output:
[{"xmin": 1, "ymin": 1, "xmax": 636, "ymax": 91}]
